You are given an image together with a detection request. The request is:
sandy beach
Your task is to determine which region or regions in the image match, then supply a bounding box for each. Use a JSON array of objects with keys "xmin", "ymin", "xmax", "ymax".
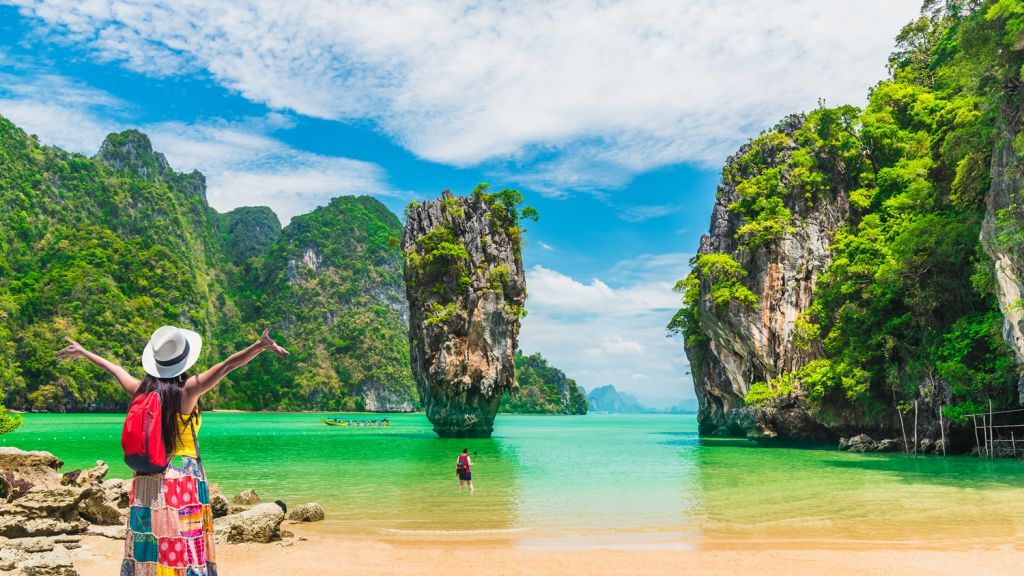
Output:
[{"xmin": 72, "ymin": 524, "xmax": 1024, "ymax": 576}]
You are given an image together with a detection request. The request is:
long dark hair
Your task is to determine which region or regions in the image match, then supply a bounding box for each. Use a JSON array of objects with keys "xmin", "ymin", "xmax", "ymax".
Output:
[{"xmin": 135, "ymin": 374, "xmax": 199, "ymax": 455}]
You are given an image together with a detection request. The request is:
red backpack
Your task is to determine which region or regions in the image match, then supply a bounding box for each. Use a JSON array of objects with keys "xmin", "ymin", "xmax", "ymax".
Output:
[{"xmin": 122, "ymin": 391, "xmax": 168, "ymax": 474}]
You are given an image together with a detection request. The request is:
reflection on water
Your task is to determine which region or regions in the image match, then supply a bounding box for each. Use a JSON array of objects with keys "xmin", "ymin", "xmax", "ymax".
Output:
[
  {"xmin": 4, "ymin": 412, "xmax": 1024, "ymax": 546},
  {"xmin": 692, "ymin": 437, "xmax": 1024, "ymax": 545}
]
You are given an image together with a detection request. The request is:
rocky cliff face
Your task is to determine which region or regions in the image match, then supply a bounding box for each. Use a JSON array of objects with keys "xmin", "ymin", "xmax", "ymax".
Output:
[
  {"xmin": 403, "ymin": 190, "xmax": 527, "ymax": 437},
  {"xmin": 689, "ymin": 115, "xmax": 849, "ymax": 439},
  {"xmin": 981, "ymin": 130, "xmax": 1024, "ymax": 403},
  {"xmin": 249, "ymin": 195, "xmax": 416, "ymax": 412}
]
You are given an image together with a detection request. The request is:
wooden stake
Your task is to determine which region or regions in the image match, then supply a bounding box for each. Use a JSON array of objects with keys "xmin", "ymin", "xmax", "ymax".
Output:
[
  {"xmin": 972, "ymin": 414, "xmax": 982, "ymax": 459},
  {"xmin": 938, "ymin": 404, "xmax": 946, "ymax": 457},
  {"xmin": 1013, "ymin": 430, "xmax": 1017, "ymax": 459},
  {"xmin": 990, "ymin": 399, "xmax": 995, "ymax": 459},
  {"xmin": 899, "ymin": 408, "xmax": 910, "ymax": 456},
  {"xmin": 913, "ymin": 400, "xmax": 919, "ymax": 458}
]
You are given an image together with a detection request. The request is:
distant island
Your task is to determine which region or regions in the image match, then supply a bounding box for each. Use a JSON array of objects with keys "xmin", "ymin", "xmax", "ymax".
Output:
[{"xmin": 585, "ymin": 385, "xmax": 696, "ymax": 414}]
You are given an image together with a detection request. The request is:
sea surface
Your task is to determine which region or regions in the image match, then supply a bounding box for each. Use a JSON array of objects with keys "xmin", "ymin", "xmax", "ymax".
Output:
[{"xmin": 4, "ymin": 412, "xmax": 1023, "ymax": 548}]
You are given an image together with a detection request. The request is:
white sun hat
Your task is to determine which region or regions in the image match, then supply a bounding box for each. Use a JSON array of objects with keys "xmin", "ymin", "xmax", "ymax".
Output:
[{"xmin": 141, "ymin": 326, "xmax": 202, "ymax": 378}]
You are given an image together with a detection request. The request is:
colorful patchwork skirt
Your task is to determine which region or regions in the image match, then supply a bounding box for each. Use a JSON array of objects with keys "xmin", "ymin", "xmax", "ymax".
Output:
[{"xmin": 121, "ymin": 456, "xmax": 217, "ymax": 576}]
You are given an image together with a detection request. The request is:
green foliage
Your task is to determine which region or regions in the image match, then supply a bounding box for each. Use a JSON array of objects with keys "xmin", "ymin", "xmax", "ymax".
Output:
[
  {"xmin": 440, "ymin": 196, "xmax": 464, "ymax": 219},
  {"xmin": 0, "ymin": 118, "xmax": 416, "ymax": 412},
  {"xmin": 504, "ymin": 303, "xmax": 528, "ymax": 319},
  {"xmin": 744, "ymin": 372, "xmax": 799, "ymax": 408},
  {"xmin": 405, "ymin": 224, "xmax": 471, "ymax": 299},
  {"xmin": 695, "ymin": 254, "xmax": 758, "ymax": 308},
  {"xmin": 425, "ymin": 303, "xmax": 458, "ymax": 325},
  {"xmin": 500, "ymin": 350, "xmax": 587, "ymax": 414},
  {"xmin": 0, "ymin": 407, "xmax": 22, "ymax": 435},
  {"xmin": 488, "ymin": 265, "xmax": 511, "ymax": 291}
]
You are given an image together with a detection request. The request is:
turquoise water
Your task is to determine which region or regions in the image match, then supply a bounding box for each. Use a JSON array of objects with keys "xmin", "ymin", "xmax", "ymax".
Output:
[{"xmin": 4, "ymin": 413, "xmax": 1024, "ymax": 546}]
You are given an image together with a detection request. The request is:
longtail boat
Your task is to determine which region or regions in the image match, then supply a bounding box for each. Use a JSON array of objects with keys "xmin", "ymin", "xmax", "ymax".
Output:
[{"xmin": 320, "ymin": 417, "xmax": 390, "ymax": 427}]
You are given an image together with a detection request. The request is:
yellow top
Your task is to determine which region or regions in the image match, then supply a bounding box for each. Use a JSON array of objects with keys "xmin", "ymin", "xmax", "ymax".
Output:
[{"xmin": 171, "ymin": 412, "xmax": 202, "ymax": 458}]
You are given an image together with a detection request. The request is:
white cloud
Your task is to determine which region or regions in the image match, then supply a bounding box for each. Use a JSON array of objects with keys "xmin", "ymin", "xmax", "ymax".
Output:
[
  {"xmin": 0, "ymin": 71, "xmax": 399, "ymax": 223},
  {"xmin": 519, "ymin": 255, "xmax": 693, "ymax": 399},
  {"xmin": 0, "ymin": 72, "xmax": 127, "ymax": 153},
  {"xmin": 536, "ymin": 241, "xmax": 554, "ymax": 251},
  {"xmin": 144, "ymin": 120, "xmax": 403, "ymax": 223},
  {"xmin": 616, "ymin": 204, "xmax": 680, "ymax": 223},
  {"xmin": 11, "ymin": 0, "xmax": 922, "ymax": 192}
]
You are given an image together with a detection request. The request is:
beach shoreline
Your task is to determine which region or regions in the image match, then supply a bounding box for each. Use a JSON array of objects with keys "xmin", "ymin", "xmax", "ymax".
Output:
[{"xmin": 71, "ymin": 524, "xmax": 1024, "ymax": 576}]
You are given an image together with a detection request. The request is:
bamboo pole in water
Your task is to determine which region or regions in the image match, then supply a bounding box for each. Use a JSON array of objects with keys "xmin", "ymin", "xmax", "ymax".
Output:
[
  {"xmin": 938, "ymin": 404, "xmax": 946, "ymax": 457},
  {"xmin": 899, "ymin": 408, "xmax": 910, "ymax": 456},
  {"xmin": 972, "ymin": 414, "xmax": 982, "ymax": 459},
  {"xmin": 990, "ymin": 399, "xmax": 995, "ymax": 459},
  {"xmin": 913, "ymin": 400, "xmax": 919, "ymax": 458}
]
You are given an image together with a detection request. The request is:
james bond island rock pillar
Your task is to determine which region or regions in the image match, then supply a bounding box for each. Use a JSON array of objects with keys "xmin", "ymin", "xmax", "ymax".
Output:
[{"xmin": 402, "ymin": 186, "xmax": 531, "ymax": 438}]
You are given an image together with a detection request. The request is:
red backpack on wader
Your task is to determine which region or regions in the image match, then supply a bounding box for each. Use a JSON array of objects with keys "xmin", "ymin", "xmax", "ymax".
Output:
[{"xmin": 122, "ymin": 391, "xmax": 167, "ymax": 474}]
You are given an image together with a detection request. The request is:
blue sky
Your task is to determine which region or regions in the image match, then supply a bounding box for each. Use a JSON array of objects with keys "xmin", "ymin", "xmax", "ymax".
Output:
[{"xmin": 0, "ymin": 1, "xmax": 920, "ymax": 404}]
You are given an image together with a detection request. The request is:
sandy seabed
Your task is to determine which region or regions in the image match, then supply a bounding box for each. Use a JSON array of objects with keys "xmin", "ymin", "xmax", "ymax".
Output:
[{"xmin": 73, "ymin": 524, "xmax": 1024, "ymax": 576}]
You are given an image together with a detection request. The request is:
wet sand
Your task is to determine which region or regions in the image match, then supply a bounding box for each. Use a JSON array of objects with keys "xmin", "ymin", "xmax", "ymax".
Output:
[{"xmin": 73, "ymin": 524, "xmax": 1024, "ymax": 576}]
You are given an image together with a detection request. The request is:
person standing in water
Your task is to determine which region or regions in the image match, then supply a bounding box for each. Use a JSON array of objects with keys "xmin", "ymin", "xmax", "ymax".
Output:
[
  {"xmin": 456, "ymin": 448, "xmax": 474, "ymax": 493},
  {"xmin": 58, "ymin": 325, "xmax": 289, "ymax": 576}
]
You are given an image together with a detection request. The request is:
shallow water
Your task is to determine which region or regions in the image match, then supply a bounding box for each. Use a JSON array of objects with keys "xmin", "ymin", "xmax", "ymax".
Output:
[{"xmin": 4, "ymin": 412, "xmax": 1023, "ymax": 546}]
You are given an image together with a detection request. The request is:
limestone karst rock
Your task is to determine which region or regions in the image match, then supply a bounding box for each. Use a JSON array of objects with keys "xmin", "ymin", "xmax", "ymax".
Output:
[
  {"xmin": 688, "ymin": 115, "xmax": 848, "ymax": 440},
  {"xmin": 403, "ymin": 189, "xmax": 527, "ymax": 437}
]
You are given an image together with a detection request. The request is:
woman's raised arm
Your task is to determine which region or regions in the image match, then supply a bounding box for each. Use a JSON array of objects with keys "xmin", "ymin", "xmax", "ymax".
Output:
[
  {"xmin": 185, "ymin": 328, "xmax": 289, "ymax": 400},
  {"xmin": 57, "ymin": 337, "xmax": 141, "ymax": 395}
]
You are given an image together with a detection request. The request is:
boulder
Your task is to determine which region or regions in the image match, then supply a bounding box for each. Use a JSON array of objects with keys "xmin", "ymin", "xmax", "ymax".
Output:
[
  {"xmin": 0, "ymin": 546, "xmax": 20, "ymax": 571},
  {"xmin": 844, "ymin": 434, "xmax": 874, "ymax": 453},
  {"xmin": 61, "ymin": 462, "xmax": 108, "ymax": 488},
  {"xmin": 0, "ymin": 448, "xmax": 64, "ymax": 500},
  {"xmin": 77, "ymin": 489, "xmax": 125, "ymax": 525},
  {"xmin": 210, "ymin": 493, "xmax": 230, "ymax": 518},
  {"xmin": 8, "ymin": 486, "xmax": 92, "ymax": 518},
  {"xmin": 86, "ymin": 524, "xmax": 126, "ymax": 539},
  {"xmin": 15, "ymin": 543, "xmax": 76, "ymax": 576},
  {"xmin": 875, "ymin": 439, "xmax": 899, "ymax": 453},
  {"xmin": 0, "ymin": 535, "xmax": 79, "ymax": 553},
  {"xmin": 214, "ymin": 503, "xmax": 284, "ymax": 544},
  {"xmin": 100, "ymin": 479, "xmax": 131, "ymax": 509},
  {"xmin": 0, "ymin": 515, "xmax": 89, "ymax": 539},
  {"xmin": 231, "ymin": 488, "xmax": 261, "ymax": 506},
  {"xmin": 287, "ymin": 503, "xmax": 324, "ymax": 523}
]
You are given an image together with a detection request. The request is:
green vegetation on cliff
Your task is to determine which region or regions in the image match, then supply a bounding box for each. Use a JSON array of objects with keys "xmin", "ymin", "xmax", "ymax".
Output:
[
  {"xmin": 673, "ymin": 0, "xmax": 1024, "ymax": 426},
  {"xmin": 233, "ymin": 196, "xmax": 415, "ymax": 411},
  {"xmin": 0, "ymin": 117, "xmax": 416, "ymax": 412},
  {"xmin": 501, "ymin": 350, "xmax": 587, "ymax": 414}
]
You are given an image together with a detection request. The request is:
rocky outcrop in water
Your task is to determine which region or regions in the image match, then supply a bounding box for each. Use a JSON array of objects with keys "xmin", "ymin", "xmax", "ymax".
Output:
[
  {"xmin": 688, "ymin": 115, "xmax": 848, "ymax": 439},
  {"xmin": 403, "ymin": 190, "xmax": 527, "ymax": 437}
]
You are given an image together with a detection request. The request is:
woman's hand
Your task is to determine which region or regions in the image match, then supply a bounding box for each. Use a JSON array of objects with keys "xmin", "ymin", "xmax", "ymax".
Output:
[
  {"xmin": 56, "ymin": 337, "xmax": 87, "ymax": 362},
  {"xmin": 258, "ymin": 327, "xmax": 290, "ymax": 358}
]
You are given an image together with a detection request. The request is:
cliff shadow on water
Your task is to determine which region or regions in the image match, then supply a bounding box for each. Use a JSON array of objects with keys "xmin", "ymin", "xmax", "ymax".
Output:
[{"xmin": 690, "ymin": 436, "xmax": 1024, "ymax": 544}]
